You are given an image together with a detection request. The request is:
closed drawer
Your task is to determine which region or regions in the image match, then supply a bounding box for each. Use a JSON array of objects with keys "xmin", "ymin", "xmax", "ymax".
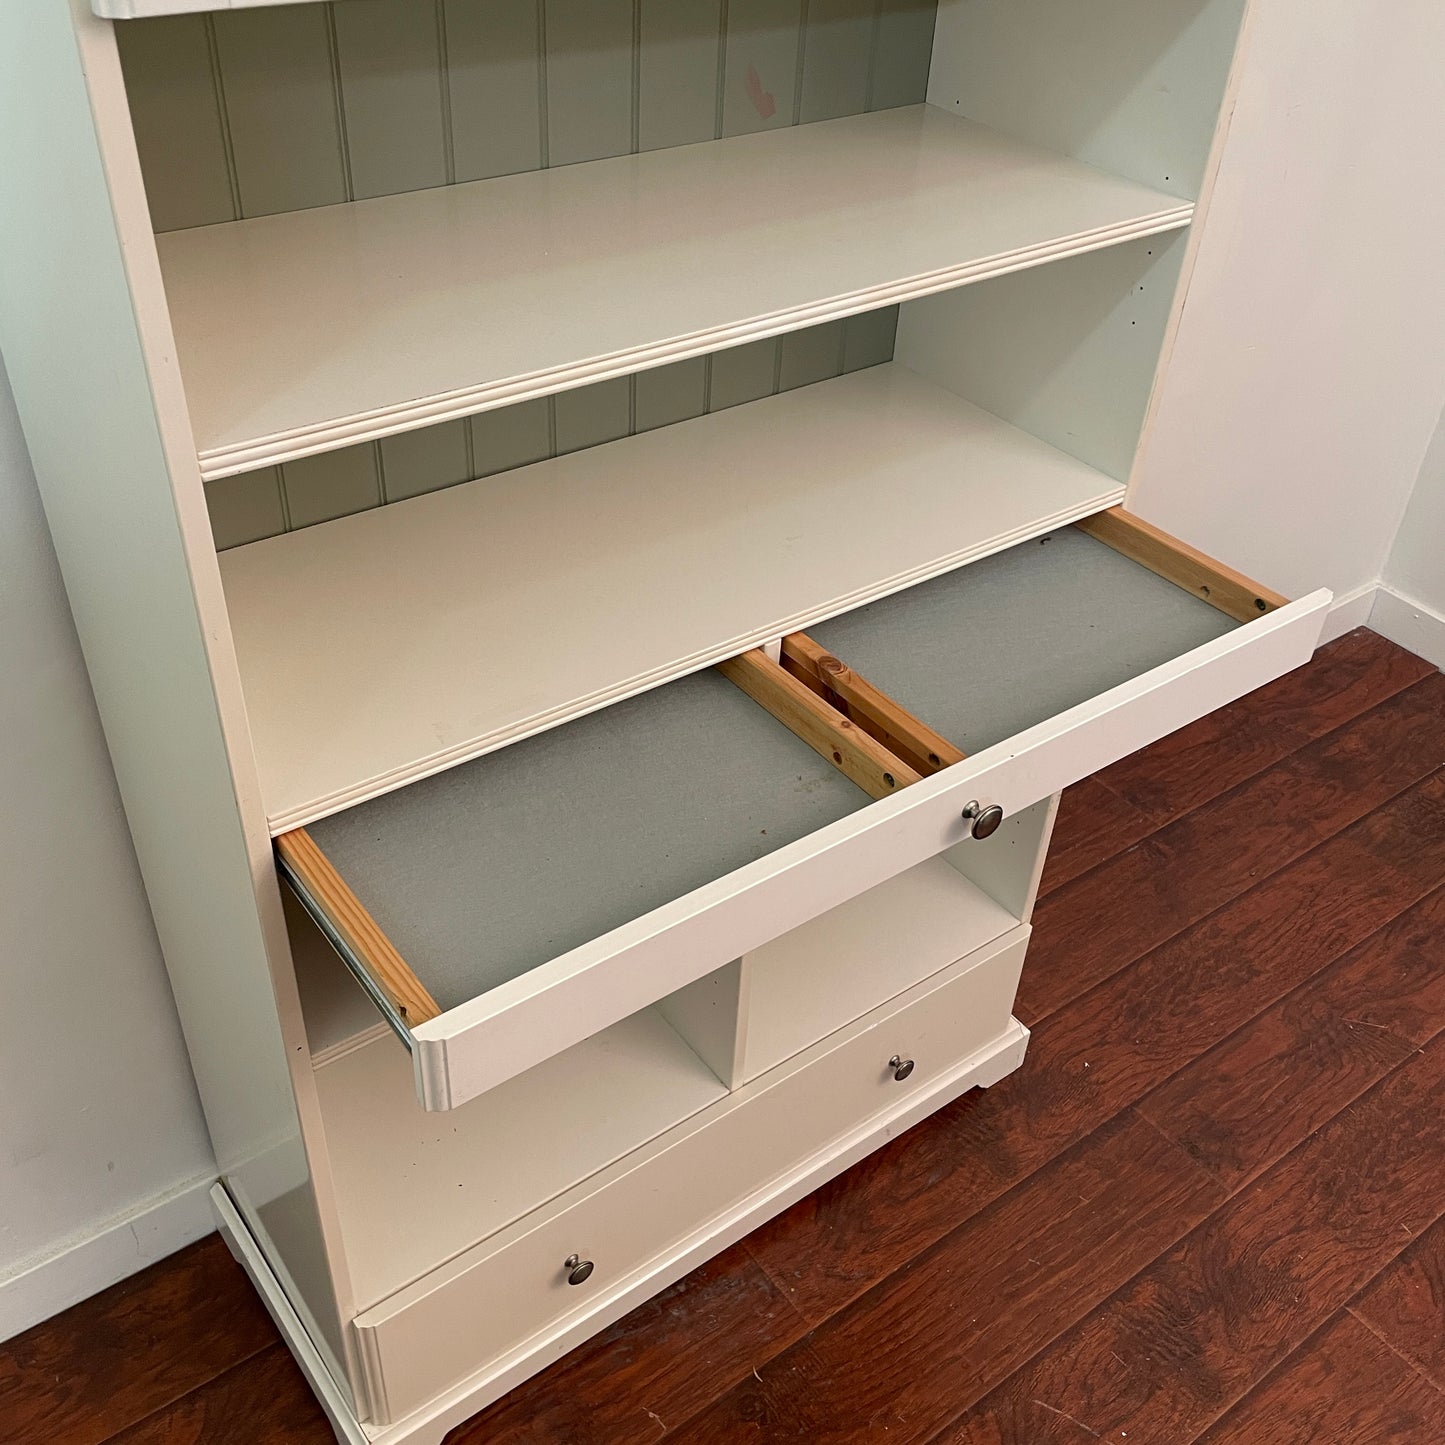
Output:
[
  {"xmin": 281, "ymin": 507, "xmax": 1328, "ymax": 1109},
  {"xmin": 351, "ymin": 927, "xmax": 1028, "ymax": 1425}
]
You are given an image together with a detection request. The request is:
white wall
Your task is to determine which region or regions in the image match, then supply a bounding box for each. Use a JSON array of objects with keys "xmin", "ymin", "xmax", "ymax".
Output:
[
  {"xmin": 1386, "ymin": 406, "xmax": 1445, "ymax": 608},
  {"xmin": 1133, "ymin": 0, "xmax": 1445, "ymax": 615},
  {"xmin": 1375, "ymin": 406, "xmax": 1445, "ymax": 665},
  {"xmin": 0, "ymin": 355, "xmax": 214, "ymax": 1340}
]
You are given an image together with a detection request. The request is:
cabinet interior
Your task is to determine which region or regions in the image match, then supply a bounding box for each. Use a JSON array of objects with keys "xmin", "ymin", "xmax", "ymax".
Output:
[{"xmin": 102, "ymin": 0, "xmax": 1252, "ymax": 845}]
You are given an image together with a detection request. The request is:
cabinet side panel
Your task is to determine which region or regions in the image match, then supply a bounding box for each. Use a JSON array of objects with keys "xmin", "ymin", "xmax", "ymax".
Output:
[
  {"xmin": 894, "ymin": 232, "xmax": 1188, "ymax": 482},
  {"xmin": 0, "ymin": 0, "xmax": 357, "ymax": 1407},
  {"xmin": 927, "ymin": 0, "xmax": 1247, "ymax": 198},
  {"xmin": 941, "ymin": 793, "xmax": 1058, "ymax": 923}
]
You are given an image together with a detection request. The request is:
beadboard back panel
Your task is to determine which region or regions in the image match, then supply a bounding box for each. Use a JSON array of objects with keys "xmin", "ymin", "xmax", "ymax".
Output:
[
  {"xmin": 205, "ymin": 307, "xmax": 899, "ymax": 549},
  {"xmin": 118, "ymin": 0, "xmax": 938, "ymax": 232}
]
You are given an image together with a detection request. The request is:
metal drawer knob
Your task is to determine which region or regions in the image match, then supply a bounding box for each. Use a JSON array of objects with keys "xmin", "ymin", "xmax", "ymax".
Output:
[
  {"xmin": 564, "ymin": 1254, "xmax": 594, "ymax": 1286},
  {"xmin": 961, "ymin": 800, "xmax": 1005, "ymax": 840},
  {"xmin": 889, "ymin": 1054, "xmax": 915, "ymax": 1082}
]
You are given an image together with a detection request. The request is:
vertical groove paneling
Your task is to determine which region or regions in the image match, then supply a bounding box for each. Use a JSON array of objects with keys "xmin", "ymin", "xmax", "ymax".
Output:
[
  {"xmin": 380, "ymin": 422, "xmax": 471, "ymax": 502},
  {"xmin": 211, "ymin": 6, "xmax": 348, "ymax": 217},
  {"xmin": 445, "ymin": 0, "xmax": 545, "ymax": 182},
  {"xmin": 332, "ymin": 0, "xmax": 449, "ymax": 201},
  {"xmin": 721, "ymin": 0, "xmax": 804, "ymax": 137},
  {"xmin": 635, "ymin": 359, "xmax": 710, "ymax": 432},
  {"xmin": 116, "ymin": 16, "xmax": 237, "ymax": 232},
  {"xmin": 544, "ymin": 0, "xmax": 635, "ymax": 167},
  {"xmin": 205, "ymin": 470, "xmax": 286, "ymax": 550},
  {"xmin": 799, "ymin": 0, "xmax": 875, "ymax": 123},
  {"xmin": 469, "ymin": 399, "xmax": 553, "ymax": 479},
  {"xmin": 555, "ymin": 378, "xmax": 633, "ymax": 454},
  {"xmin": 869, "ymin": 0, "xmax": 935, "ymax": 110},
  {"xmin": 843, "ymin": 306, "xmax": 900, "ymax": 371},
  {"xmin": 639, "ymin": 0, "xmax": 723, "ymax": 151},
  {"xmin": 708, "ymin": 338, "xmax": 782, "ymax": 410},
  {"xmin": 780, "ymin": 319, "xmax": 847, "ymax": 389},
  {"xmin": 280, "ymin": 445, "xmax": 383, "ymax": 529},
  {"xmin": 127, "ymin": 0, "xmax": 936, "ymax": 229}
]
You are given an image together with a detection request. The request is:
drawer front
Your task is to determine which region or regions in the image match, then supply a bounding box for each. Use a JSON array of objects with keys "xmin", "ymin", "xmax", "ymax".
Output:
[
  {"xmin": 415, "ymin": 589, "xmax": 1327, "ymax": 1107},
  {"xmin": 355, "ymin": 927, "xmax": 1028, "ymax": 1423}
]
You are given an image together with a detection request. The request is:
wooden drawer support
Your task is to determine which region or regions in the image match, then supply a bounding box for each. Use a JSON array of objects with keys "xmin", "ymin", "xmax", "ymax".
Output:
[
  {"xmin": 276, "ymin": 830, "xmax": 441, "ymax": 1031},
  {"xmin": 779, "ymin": 632, "xmax": 966, "ymax": 777},
  {"xmin": 752, "ymin": 506, "xmax": 1292, "ymax": 791},
  {"xmin": 1076, "ymin": 507, "xmax": 1288, "ymax": 622},
  {"xmin": 715, "ymin": 649, "xmax": 922, "ymax": 800}
]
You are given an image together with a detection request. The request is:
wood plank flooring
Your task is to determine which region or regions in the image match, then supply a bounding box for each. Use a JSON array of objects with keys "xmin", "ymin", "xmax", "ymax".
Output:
[{"xmin": 1, "ymin": 627, "xmax": 1441, "ymax": 1445}]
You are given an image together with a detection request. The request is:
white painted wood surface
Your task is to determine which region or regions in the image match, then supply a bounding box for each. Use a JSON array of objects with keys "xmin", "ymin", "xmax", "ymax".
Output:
[
  {"xmin": 0, "ymin": 0, "xmax": 360, "ymax": 1389},
  {"xmin": 739, "ymin": 857, "xmax": 1017, "ymax": 1080},
  {"xmin": 896, "ymin": 232, "xmax": 1189, "ymax": 482},
  {"xmin": 941, "ymin": 793, "xmax": 1060, "ymax": 925},
  {"xmin": 655, "ymin": 964, "xmax": 749, "ymax": 1089},
  {"xmin": 407, "ymin": 583, "xmax": 1328, "ymax": 1110},
  {"xmin": 211, "ymin": 1186, "xmax": 368, "ymax": 1445},
  {"xmin": 220, "ymin": 363, "xmax": 1124, "ymax": 831},
  {"xmin": 316, "ymin": 1011, "xmax": 727, "ymax": 1309},
  {"xmin": 359, "ymin": 933, "xmax": 1028, "ymax": 1424},
  {"xmin": 927, "ymin": 0, "xmax": 1248, "ymax": 198},
  {"xmin": 102, "ymin": 0, "xmax": 682, "ymax": 19},
  {"xmin": 227, "ymin": 1021, "xmax": 1028, "ymax": 1445},
  {"xmin": 97, "ymin": 0, "xmax": 302, "ymax": 14},
  {"xmin": 154, "ymin": 104, "xmax": 1192, "ymax": 478}
]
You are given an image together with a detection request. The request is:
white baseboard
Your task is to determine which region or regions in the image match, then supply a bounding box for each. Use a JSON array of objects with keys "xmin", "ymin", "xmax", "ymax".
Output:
[
  {"xmin": 1321, "ymin": 582, "xmax": 1380, "ymax": 643},
  {"xmin": 1370, "ymin": 584, "xmax": 1445, "ymax": 670},
  {"xmin": 0, "ymin": 1171, "xmax": 217, "ymax": 1342}
]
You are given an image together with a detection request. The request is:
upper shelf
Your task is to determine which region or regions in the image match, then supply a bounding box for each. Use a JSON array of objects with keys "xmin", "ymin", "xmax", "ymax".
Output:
[
  {"xmin": 156, "ymin": 105, "xmax": 1192, "ymax": 480},
  {"xmin": 97, "ymin": 0, "xmax": 298, "ymax": 14},
  {"xmin": 219, "ymin": 361, "xmax": 1124, "ymax": 833}
]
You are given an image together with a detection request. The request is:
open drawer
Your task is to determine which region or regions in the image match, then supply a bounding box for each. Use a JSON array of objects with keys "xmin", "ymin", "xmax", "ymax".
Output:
[{"xmin": 279, "ymin": 507, "xmax": 1330, "ymax": 1110}]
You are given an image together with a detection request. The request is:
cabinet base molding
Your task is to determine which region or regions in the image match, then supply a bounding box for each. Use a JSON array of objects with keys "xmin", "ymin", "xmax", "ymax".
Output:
[
  {"xmin": 212, "ymin": 1185, "xmax": 368, "ymax": 1445},
  {"xmin": 220, "ymin": 1020, "xmax": 1028, "ymax": 1445}
]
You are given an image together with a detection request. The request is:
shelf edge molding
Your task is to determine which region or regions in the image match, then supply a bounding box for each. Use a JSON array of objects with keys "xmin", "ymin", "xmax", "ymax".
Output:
[
  {"xmin": 193, "ymin": 207, "xmax": 1190, "ymax": 480},
  {"xmin": 154, "ymin": 105, "xmax": 1193, "ymax": 480}
]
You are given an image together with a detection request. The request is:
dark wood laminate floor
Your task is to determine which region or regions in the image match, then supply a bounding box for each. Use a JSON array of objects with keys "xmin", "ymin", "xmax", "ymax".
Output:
[{"xmin": 3, "ymin": 628, "xmax": 1443, "ymax": 1445}]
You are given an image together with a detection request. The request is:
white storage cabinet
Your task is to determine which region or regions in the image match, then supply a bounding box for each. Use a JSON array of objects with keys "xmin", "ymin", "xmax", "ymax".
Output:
[{"xmin": 0, "ymin": 0, "xmax": 1330, "ymax": 1439}]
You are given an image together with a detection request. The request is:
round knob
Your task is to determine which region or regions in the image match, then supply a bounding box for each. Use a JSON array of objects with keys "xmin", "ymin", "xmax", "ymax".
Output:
[
  {"xmin": 889, "ymin": 1054, "xmax": 915, "ymax": 1082},
  {"xmin": 564, "ymin": 1254, "xmax": 594, "ymax": 1286},
  {"xmin": 961, "ymin": 800, "xmax": 1005, "ymax": 840}
]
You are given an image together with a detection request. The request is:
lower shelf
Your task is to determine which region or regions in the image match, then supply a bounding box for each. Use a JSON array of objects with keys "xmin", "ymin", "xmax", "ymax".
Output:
[{"xmin": 339, "ymin": 928, "xmax": 1029, "ymax": 1427}]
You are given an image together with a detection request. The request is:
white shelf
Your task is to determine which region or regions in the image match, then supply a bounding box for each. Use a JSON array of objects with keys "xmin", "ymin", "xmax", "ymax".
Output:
[
  {"xmin": 96, "ymin": 0, "xmax": 299, "ymax": 15},
  {"xmin": 315, "ymin": 1008, "xmax": 726, "ymax": 1309},
  {"xmin": 222, "ymin": 362, "xmax": 1124, "ymax": 832},
  {"xmin": 158, "ymin": 105, "xmax": 1192, "ymax": 479}
]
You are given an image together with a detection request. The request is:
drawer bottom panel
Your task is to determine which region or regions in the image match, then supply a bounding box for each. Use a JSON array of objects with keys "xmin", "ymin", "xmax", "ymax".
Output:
[{"xmin": 354, "ymin": 926, "xmax": 1029, "ymax": 1423}]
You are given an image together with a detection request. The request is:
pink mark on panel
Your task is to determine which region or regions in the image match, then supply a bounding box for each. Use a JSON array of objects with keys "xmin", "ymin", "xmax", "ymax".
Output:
[{"xmin": 746, "ymin": 63, "xmax": 777, "ymax": 120}]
